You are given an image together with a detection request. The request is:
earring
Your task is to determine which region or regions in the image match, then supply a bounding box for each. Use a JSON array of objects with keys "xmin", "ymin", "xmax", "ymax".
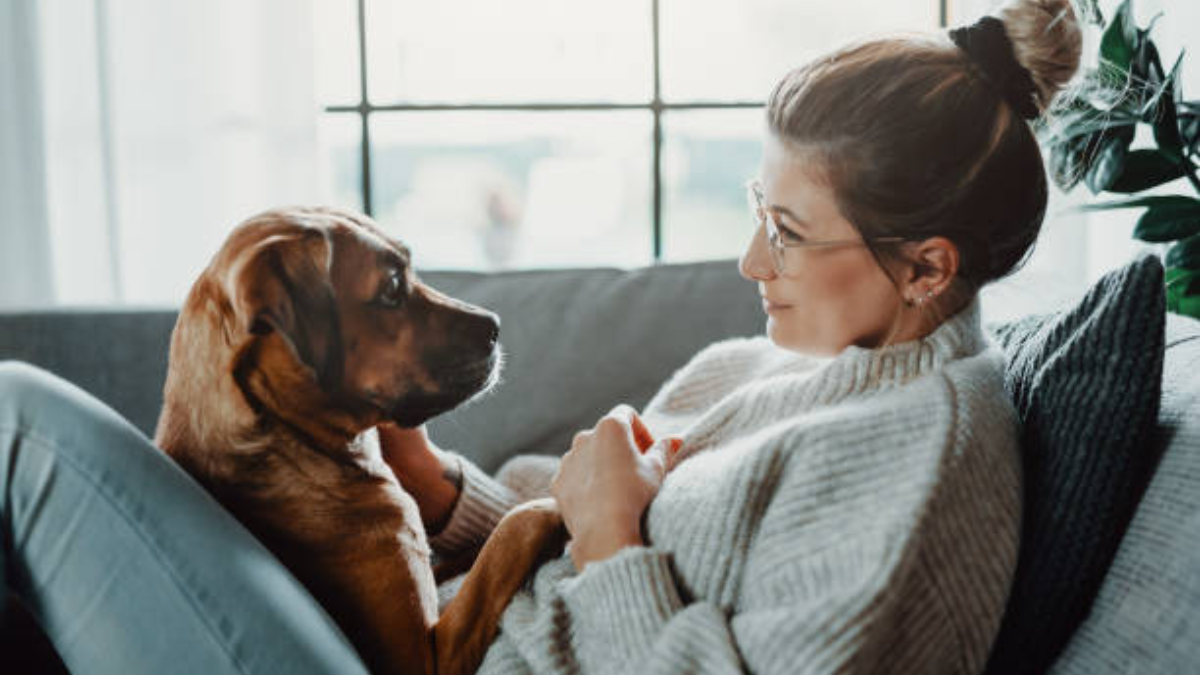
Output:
[{"xmin": 913, "ymin": 288, "xmax": 936, "ymax": 307}]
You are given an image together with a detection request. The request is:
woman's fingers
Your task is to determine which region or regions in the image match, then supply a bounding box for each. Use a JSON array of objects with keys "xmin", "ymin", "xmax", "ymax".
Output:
[
  {"xmin": 607, "ymin": 404, "xmax": 655, "ymax": 453},
  {"xmin": 571, "ymin": 430, "xmax": 590, "ymax": 448}
]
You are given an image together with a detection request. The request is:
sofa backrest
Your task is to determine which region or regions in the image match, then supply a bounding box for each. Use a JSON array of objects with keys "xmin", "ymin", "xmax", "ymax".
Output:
[
  {"xmin": 415, "ymin": 261, "xmax": 763, "ymax": 471},
  {"xmin": 0, "ymin": 307, "xmax": 177, "ymax": 440}
]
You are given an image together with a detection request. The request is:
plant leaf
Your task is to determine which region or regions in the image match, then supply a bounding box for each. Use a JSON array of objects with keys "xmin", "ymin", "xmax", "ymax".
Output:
[
  {"xmin": 1077, "ymin": 0, "xmax": 1105, "ymax": 27},
  {"xmin": 1049, "ymin": 109, "xmax": 1139, "ymax": 143},
  {"xmin": 1165, "ymin": 266, "xmax": 1200, "ymax": 318},
  {"xmin": 1139, "ymin": 45, "xmax": 1172, "ymax": 122},
  {"xmin": 1100, "ymin": 0, "xmax": 1136, "ymax": 78},
  {"xmin": 1050, "ymin": 144, "xmax": 1083, "ymax": 191},
  {"xmin": 1107, "ymin": 149, "xmax": 1188, "ymax": 192},
  {"xmin": 1132, "ymin": 201, "xmax": 1200, "ymax": 242},
  {"xmin": 1166, "ymin": 234, "xmax": 1200, "ymax": 268},
  {"xmin": 1046, "ymin": 118, "xmax": 1137, "ymax": 192},
  {"xmin": 1086, "ymin": 133, "xmax": 1131, "ymax": 193},
  {"xmin": 1151, "ymin": 53, "xmax": 1186, "ymax": 160},
  {"xmin": 1050, "ymin": 131, "xmax": 1104, "ymax": 191},
  {"xmin": 1132, "ymin": 22, "xmax": 1165, "ymax": 87},
  {"xmin": 1182, "ymin": 111, "xmax": 1200, "ymax": 156}
]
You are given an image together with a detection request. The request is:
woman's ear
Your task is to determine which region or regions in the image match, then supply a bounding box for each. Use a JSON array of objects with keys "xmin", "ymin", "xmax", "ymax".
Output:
[{"xmin": 903, "ymin": 236, "xmax": 960, "ymax": 299}]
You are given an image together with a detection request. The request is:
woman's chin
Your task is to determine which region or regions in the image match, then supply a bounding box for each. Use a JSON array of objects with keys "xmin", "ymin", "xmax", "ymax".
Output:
[
  {"xmin": 766, "ymin": 319, "xmax": 838, "ymax": 356},
  {"xmin": 765, "ymin": 317, "xmax": 795, "ymax": 349}
]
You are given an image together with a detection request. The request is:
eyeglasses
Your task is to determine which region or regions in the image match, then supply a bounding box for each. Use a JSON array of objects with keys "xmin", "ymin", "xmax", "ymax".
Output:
[{"xmin": 746, "ymin": 180, "xmax": 907, "ymax": 276}]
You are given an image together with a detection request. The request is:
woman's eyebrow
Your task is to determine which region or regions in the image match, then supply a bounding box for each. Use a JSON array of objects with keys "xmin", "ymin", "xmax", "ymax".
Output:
[{"xmin": 768, "ymin": 204, "xmax": 811, "ymax": 230}]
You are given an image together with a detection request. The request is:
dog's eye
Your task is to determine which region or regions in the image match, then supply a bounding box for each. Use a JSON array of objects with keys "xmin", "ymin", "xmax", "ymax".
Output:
[{"xmin": 377, "ymin": 271, "xmax": 406, "ymax": 308}]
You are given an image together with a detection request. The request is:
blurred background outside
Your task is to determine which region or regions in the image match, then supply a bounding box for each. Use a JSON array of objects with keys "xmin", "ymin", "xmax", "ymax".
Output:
[{"xmin": 3, "ymin": 0, "xmax": 1198, "ymax": 321}]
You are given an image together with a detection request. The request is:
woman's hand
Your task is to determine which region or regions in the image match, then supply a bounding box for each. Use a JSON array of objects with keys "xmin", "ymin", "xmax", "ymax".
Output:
[
  {"xmin": 377, "ymin": 422, "xmax": 462, "ymax": 534},
  {"xmin": 551, "ymin": 405, "xmax": 681, "ymax": 572}
]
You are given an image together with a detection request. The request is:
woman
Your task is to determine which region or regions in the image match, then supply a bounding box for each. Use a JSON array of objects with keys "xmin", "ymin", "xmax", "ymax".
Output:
[{"xmin": 1, "ymin": 1, "xmax": 1082, "ymax": 673}]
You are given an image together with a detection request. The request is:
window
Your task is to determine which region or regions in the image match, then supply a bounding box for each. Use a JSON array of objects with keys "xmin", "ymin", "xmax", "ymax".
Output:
[
  {"xmin": 11, "ymin": 0, "xmax": 1170, "ymax": 313},
  {"xmin": 314, "ymin": 0, "xmax": 949, "ymax": 270}
]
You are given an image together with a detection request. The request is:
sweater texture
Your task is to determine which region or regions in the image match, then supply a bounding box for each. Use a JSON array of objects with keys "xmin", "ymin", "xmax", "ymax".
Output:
[{"xmin": 430, "ymin": 297, "xmax": 1021, "ymax": 675}]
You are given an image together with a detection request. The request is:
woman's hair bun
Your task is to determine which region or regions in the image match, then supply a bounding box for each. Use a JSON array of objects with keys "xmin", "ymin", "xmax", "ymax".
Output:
[{"xmin": 997, "ymin": 0, "xmax": 1084, "ymax": 114}]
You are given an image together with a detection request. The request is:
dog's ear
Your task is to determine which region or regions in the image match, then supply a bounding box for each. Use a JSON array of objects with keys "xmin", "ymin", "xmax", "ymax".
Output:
[{"xmin": 230, "ymin": 230, "xmax": 343, "ymax": 390}]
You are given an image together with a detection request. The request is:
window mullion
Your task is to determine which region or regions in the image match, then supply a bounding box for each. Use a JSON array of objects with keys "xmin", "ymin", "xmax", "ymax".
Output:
[
  {"xmin": 651, "ymin": 0, "xmax": 662, "ymax": 262},
  {"xmin": 357, "ymin": 0, "xmax": 373, "ymax": 217}
]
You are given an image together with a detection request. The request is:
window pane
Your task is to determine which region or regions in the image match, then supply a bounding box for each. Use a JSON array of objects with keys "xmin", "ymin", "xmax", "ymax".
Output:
[
  {"xmin": 318, "ymin": 114, "xmax": 363, "ymax": 212},
  {"xmin": 662, "ymin": 109, "xmax": 763, "ymax": 263},
  {"xmin": 660, "ymin": 0, "xmax": 939, "ymax": 102},
  {"xmin": 313, "ymin": 0, "xmax": 361, "ymax": 106},
  {"xmin": 371, "ymin": 112, "xmax": 652, "ymax": 270},
  {"xmin": 364, "ymin": 0, "xmax": 652, "ymax": 104}
]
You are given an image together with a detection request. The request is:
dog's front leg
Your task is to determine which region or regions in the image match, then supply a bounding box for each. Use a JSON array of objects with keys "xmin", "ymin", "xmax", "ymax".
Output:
[
  {"xmin": 433, "ymin": 498, "xmax": 567, "ymax": 675},
  {"xmin": 298, "ymin": 540, "xmax": 441, "ymax": 675}
]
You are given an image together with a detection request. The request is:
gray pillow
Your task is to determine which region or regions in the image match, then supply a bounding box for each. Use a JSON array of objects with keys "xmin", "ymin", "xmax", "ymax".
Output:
[
  {"xmin": 983, "ymin": 254, "xmax": 1167, "ymax": 675},
  {"xmin": 1047, "ymin": 313, "xmax": 1200, "ymax": 675}
]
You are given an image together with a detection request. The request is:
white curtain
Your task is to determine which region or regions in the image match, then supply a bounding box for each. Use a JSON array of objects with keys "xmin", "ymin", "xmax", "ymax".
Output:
[
  {"xmin": 2, "ymin": 0, "xmax": 325, "ymax": 309},
  {"xmin": 0, "ymin": 0, "xmax": 55, "ymax": 308}
]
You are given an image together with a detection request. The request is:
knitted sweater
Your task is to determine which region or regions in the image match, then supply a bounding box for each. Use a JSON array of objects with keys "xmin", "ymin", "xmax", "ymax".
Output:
[{"xmin": 429, "ymin": 298, "xmax": 1021, "ymax": 675}]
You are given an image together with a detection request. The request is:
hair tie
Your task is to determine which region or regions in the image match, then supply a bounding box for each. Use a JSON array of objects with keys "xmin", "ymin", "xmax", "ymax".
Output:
[{"xmin": 949, "ymin": 16, "xmax": 1040, "ymax": 120}]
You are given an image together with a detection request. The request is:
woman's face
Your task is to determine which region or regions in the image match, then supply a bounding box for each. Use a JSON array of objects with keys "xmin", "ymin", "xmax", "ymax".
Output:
[{"xmin": 739, "ymin": 134, "xmax": 906, "ymax": 356}]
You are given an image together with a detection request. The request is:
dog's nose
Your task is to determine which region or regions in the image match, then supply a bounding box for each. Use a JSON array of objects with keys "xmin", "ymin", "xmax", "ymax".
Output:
[
  {"xmin": 482, "ymin": 312, "xmax": 500, "ymax": 347},
  {"xmin": 461, "ymin": 309, "xmax": 500, "ymax": 348}
]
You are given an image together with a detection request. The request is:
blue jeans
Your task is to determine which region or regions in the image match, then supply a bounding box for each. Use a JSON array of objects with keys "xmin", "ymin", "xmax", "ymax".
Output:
[{"xmin": 0, "ymin": 361, "xmax": 371, "ymax": 674}]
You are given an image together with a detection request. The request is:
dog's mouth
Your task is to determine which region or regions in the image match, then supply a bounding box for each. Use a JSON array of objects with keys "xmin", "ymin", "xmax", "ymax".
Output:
[{"xmin": 389, "ymin": 346, "xmax": 503, "ymax": 428}]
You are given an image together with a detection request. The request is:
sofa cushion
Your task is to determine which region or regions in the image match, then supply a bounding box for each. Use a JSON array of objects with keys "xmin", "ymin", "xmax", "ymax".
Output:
[
  {"xmin": 982, "ymin": 255, "xmax": 1167, "ymax": 675},
  {"xmin": 1047, "ymin": 313, "xmax": 1200, "ymax": 675}
]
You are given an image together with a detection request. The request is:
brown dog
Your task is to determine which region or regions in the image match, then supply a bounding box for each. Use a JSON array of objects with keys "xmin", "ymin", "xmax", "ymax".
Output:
[{"xmin": 153, "ymin": 206, "xmax": 565, "ymax": 675}]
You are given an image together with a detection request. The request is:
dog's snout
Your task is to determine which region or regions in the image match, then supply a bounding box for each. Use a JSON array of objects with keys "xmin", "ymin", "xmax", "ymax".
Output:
[
  {"xmin": 477, "ymin": 311, "xmax": 500, "ymax": 347},
  {"xmin": 418, "ymin": 282, "xmax": 499, "ymax": 346}
]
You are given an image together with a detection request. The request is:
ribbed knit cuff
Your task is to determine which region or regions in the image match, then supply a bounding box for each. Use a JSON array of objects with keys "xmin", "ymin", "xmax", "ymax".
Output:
[
  {"xmin": 561, "ymin": 546, "xmax": 685, "ymax": 664},
  {"xmin": 427, "ymin": 452, "xmax": 521, "ymax": 558}
]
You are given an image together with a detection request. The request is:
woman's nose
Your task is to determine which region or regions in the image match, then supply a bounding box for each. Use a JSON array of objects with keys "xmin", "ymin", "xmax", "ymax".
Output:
[{"xmin": 738, "ymin": 224, "xmax": 777, "ymax": 282}]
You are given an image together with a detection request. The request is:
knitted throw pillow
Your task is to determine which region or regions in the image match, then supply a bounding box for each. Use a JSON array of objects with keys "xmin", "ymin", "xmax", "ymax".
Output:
[{"xmin": 982, "ymin": 254, "xmax": 1167, "ymax": 675}]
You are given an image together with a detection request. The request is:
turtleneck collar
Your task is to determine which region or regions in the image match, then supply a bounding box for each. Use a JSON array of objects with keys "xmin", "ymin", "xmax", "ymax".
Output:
[
  {"xmin": 813, "ymin": 295, "xmax": 988, "ymax": 395},
  {"xmin": 757, "ymin": 295, "xmax": 989, "ymax": 399},
  {"xmin": 655, "ymin": 296, "xmax": 992, "ymax": 470}
]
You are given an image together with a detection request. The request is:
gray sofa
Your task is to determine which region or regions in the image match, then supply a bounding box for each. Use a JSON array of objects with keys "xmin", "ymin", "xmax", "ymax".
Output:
[{"xmin": 1, "ymin": 259, "xmax": 1198, "ymax": 674}]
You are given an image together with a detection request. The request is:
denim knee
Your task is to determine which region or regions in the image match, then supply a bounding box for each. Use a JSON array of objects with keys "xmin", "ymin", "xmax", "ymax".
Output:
[
  {"xmin": 0, "ymin": 360, "xmax": 61, "ymax": 426},
  {"xmin": 0, "ymin": 360, "xmax": 139, "ymax": 447},
  {"xmin": 0, "ymin": 359, "xmax": 52, "ymax": 388}
]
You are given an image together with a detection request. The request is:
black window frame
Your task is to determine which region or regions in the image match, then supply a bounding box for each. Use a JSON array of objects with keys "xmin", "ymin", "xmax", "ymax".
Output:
[{"xmin": 324, "ymin": 0, "xmax": 950, "ymax": 262}]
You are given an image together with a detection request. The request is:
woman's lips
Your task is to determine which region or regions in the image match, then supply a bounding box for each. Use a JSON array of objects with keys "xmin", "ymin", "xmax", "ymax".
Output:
[{"xmin": 762, "ymin": 298, "xmax": 793, "ymax": 313}]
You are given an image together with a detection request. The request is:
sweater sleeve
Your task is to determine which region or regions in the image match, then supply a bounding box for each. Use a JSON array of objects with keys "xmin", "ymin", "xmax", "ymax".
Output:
[
  {"xmin": 557, "ymin": 386, "xmax": 1018, "ymax": 675},
  {"xmin": 426, "ymin": 451, "xmax": 522, "ymax": 559}
]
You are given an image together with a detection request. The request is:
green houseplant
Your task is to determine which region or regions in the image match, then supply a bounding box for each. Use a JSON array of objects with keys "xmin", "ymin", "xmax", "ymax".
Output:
[{"xmin": 1040, "ymin": 0, "xmax": 1200, "ymax": 318}]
